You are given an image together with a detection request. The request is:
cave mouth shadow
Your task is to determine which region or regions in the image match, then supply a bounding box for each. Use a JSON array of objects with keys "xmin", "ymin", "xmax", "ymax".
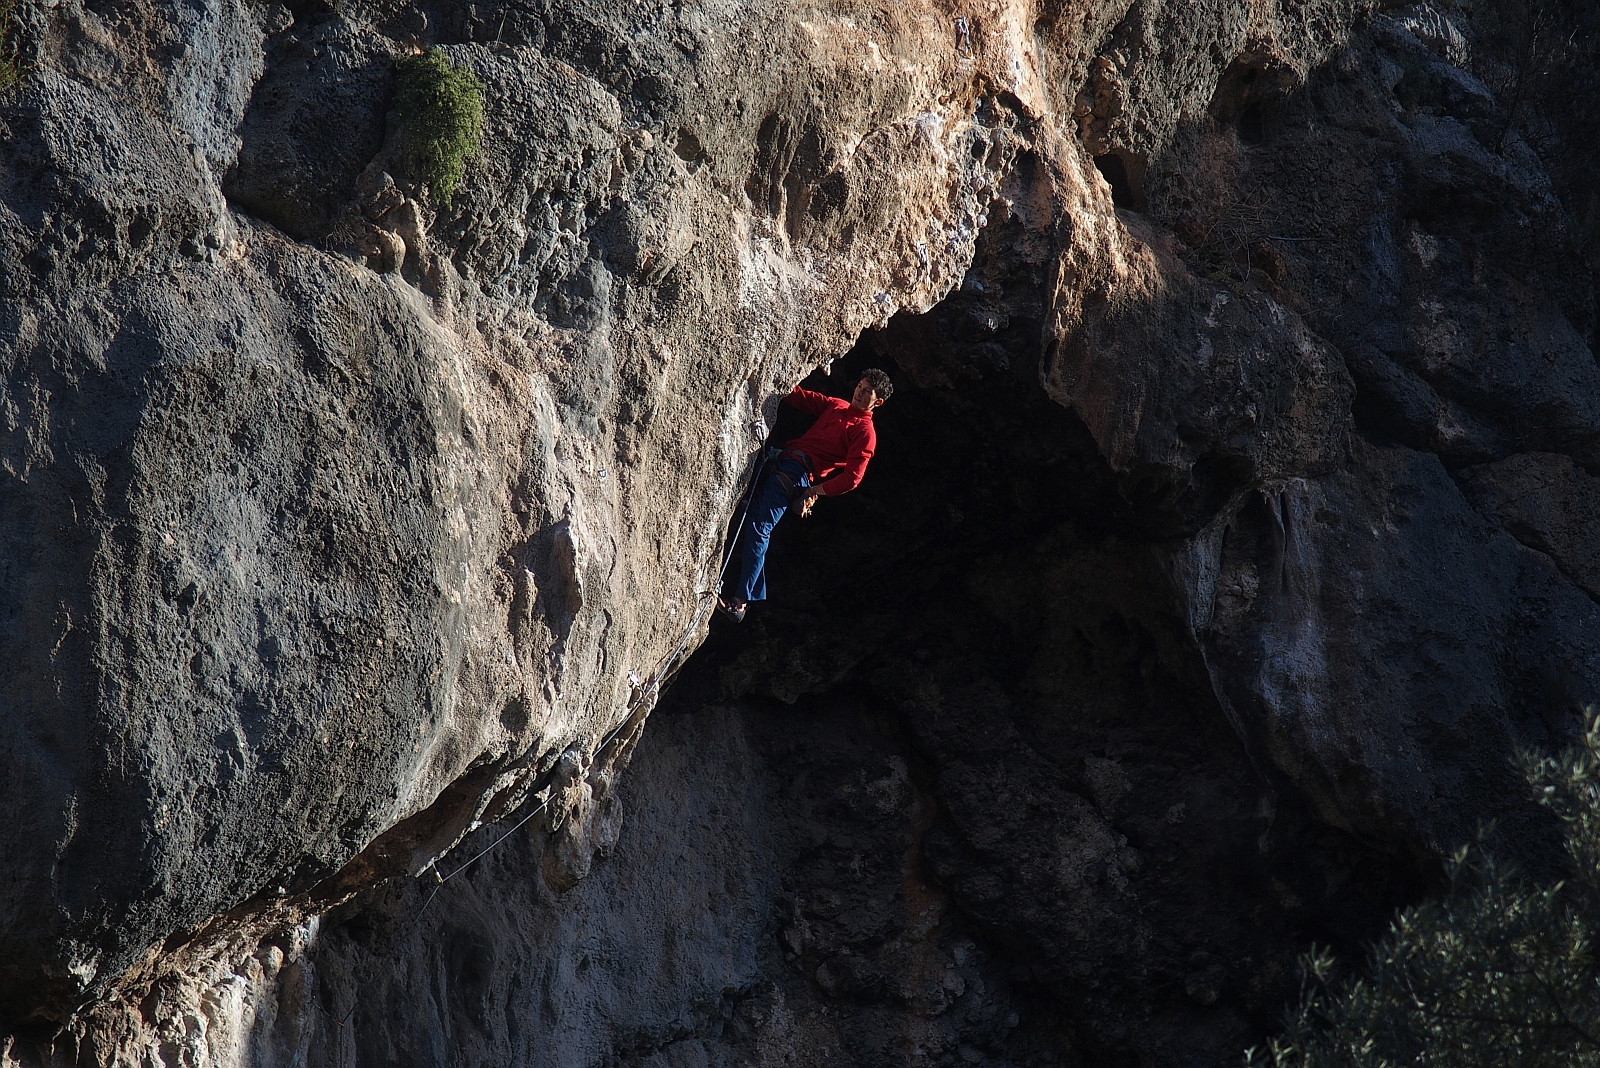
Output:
[
  {"xmin": 660, "ymin": 264, "xmax": 1439, "ymax": 1060},
  {"xmin": 744, "ymin": 318, "xmax": 1127, "ymax": 608}
]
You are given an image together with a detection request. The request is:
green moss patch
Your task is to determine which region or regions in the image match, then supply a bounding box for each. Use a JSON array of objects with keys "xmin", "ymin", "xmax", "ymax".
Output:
[
  {"xmin": 393, "ymin": 49, "xmax": 485, "ymax": 207},
  {"xmin": 0, "ymin": 0, "xmax": 22, "ymax": 95}
]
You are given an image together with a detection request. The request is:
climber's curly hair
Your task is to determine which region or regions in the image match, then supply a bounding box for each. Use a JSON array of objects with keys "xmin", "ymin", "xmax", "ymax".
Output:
[{"xmin": 858, "ymin": 368, "xmax": 893, "ymax": 400}]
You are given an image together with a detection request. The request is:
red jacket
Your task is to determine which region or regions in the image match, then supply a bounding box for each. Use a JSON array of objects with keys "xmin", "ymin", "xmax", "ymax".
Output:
[{"xmin": 782, "ymin": 387, "xmax": 876, "ymax": 496}]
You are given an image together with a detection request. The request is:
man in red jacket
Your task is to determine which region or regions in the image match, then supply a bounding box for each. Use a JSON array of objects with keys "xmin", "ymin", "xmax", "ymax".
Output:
[{"xmin": 719, "ymin": 368, "xmax": 893, "ymax": 622}]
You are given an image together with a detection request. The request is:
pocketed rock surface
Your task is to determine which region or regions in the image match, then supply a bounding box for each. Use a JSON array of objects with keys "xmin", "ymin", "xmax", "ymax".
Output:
[{"xmin": 0, "ymin": 0, "xmax": 1596, "ymax": 1065}]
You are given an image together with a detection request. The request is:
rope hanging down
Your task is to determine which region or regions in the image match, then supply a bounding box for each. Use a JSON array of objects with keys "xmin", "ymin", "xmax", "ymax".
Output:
[
  {"xmin": 415, "ymin": 440, "xmax": 769, "ymax": 913},
  {"xmin": 416, "ymin": 792, "xmax": 555, "ymax": 917},
  {"xmin": 596, "ymin": 441, "xmax": 768, "ymax": 753}
]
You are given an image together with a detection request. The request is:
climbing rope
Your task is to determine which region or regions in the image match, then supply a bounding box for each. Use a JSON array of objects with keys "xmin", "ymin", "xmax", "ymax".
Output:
[
  {"xmin": 596, "ymin": 441, "xmax": 769, "ymax": 754},
  {"xmin": 439, "ymin": 800, "xmax": 549, "ymax": 881},
  {"xmin": 325, "ymin": 436, "xmax": 774, "ymax": 1061},
  {"xmin": 411, "ymin": 440, "xmax": 769, "ymax": 914},
  {"xmin": 414, "ymin": 791, "xmax": 556, "ymax": 919},
  {"xmin": 316, "ymin": 1001, "xmax": 359, "ymax": 1068}
]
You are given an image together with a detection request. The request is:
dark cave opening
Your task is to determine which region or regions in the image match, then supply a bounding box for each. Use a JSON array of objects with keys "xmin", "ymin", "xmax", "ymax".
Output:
[
  {"xmin": 648, "ymin": 261, "xmax": 1437, "ymax": 1063},
  {"xmin": 1093, "ymin": 152, "xmax": 1147, "ymax": 213},
  {"xmin": 1206, "ymin": 55, "xmax": 1297, "ymax": 148}
]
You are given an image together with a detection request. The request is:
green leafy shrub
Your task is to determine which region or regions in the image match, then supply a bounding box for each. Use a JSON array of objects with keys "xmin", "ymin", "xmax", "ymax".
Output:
[
  {"xmin": 1249, "ymin": 715, "xmax": 1600, "ymax": 1067},
  {"xmin": 392, "ymin": 48, "xmax": 485, "ymax": 207}
]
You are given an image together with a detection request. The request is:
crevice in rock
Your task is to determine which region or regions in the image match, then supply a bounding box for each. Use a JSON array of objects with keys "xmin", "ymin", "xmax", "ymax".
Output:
[
  {"xmin": 1206, "ymin": 54, "xmax": 1299, "ymax": 147},
  {"xmin": 1093, "ymin": 151, "xmax": 1146, "ymax": 213}
]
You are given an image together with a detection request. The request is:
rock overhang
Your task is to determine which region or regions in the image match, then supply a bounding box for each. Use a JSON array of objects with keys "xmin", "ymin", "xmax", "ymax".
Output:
[{"xmin": 2, "ymin": 0, "xmax": 1598, "ymax": 1061}]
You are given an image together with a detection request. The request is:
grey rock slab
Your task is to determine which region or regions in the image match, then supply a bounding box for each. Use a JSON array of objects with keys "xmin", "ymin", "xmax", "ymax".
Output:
[
  {"xmin": 1, "ymin": 228, "xmax": 519, "ymax": 1018},
  {"xmin": 1459, "ymin": 452, "xmax": 1600, "ymax": 603},
  {"xmin": 4, "ymin": 0, "xmax": 1100, "ymax": 1031},
  {"xmin": 1200, "ymin": 440, "xmax": 1600, "ymax": 856},
  {"xmin": 224, "ymin": 16, "xmax": 392, "ymax": 242}
]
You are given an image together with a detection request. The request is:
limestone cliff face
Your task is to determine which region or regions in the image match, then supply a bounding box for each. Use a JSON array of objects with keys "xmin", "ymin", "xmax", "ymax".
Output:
[{"xmin": 1, "ymin": 0, "xmax": 1596, "ymax": 1065}]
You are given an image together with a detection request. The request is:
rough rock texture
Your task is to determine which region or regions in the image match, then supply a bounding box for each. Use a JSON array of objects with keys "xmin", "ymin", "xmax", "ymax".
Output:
[
  {"xmin": 2, "ymin": 0, "xmax": 1598, "ymax": 1065},
  {"xmin": 1, "ymin": 0, "xmax": 1041, "ymax": 1037}
]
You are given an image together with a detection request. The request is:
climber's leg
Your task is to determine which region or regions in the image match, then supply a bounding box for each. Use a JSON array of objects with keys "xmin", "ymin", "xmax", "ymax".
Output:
[
  {"xmin": 730, "ymin": 459, "xmax": 808, "ymax": 607},
  {"xmin": 732, "ymin": 476, "xmax": 786, "ymax": 604}
]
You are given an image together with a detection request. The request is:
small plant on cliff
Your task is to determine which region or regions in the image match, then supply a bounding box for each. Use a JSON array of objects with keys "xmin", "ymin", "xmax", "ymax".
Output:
[
  {"xmin": 1247, "ymin": 714, "xmax": 1600, "ymax": 1067},
  {"xmin": 0, "ymin": 0, "xmax": 22, "ymax": 95},
  {"xmin": 392, "ymin": 48, "xmax": 485, "ymax": 208}
]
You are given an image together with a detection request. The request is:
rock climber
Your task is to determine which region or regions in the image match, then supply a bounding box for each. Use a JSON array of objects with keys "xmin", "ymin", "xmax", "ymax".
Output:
[{"xmin": 718, "ymin": 368, "xmax": 894, "ymax": 622}]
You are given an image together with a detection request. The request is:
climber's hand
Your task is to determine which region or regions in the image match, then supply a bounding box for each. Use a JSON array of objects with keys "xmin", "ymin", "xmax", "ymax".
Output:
[{"xmin": 797, "ymin": 485, "xmax": 820, "ymax": 518}]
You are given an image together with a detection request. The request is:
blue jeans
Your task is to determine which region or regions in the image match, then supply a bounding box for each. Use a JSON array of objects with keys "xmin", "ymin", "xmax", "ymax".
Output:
[{"xmin": 733, "ymin": 457, "xmax": 810, "ymax": 603}]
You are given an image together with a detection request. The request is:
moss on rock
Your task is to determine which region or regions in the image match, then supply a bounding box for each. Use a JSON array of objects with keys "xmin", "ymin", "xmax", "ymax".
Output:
[
  {"xmin": 393, "ymin": 48, "xmax": 484, "ymax": 207},
  {"xmin": 0, "ymin": 0, "xmax": 22, "ymax": 95}
]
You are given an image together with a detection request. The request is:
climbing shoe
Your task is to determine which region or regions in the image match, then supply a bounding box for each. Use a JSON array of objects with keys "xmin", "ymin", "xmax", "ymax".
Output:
[{"xmin": 716, "ymin": 597, "xmax": 747, "ymax": 623}]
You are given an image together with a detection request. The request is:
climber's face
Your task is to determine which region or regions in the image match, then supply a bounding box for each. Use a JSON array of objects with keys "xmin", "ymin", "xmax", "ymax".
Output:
[{"xmin": 851, "ymin": 379, "xmax": 882, "ymax": 411}]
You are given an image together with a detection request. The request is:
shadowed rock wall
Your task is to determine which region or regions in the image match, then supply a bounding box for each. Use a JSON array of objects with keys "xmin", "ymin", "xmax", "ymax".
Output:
[{"xmin": 2, "ymin": 0, "xmax": 1598, "ymax": 1065}]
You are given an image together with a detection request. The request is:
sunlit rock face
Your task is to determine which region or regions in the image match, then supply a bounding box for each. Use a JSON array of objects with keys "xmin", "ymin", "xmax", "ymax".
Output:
[{"xmin": 1, "ymin": 0, "xmax": 1596, "ymax": 1064}]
